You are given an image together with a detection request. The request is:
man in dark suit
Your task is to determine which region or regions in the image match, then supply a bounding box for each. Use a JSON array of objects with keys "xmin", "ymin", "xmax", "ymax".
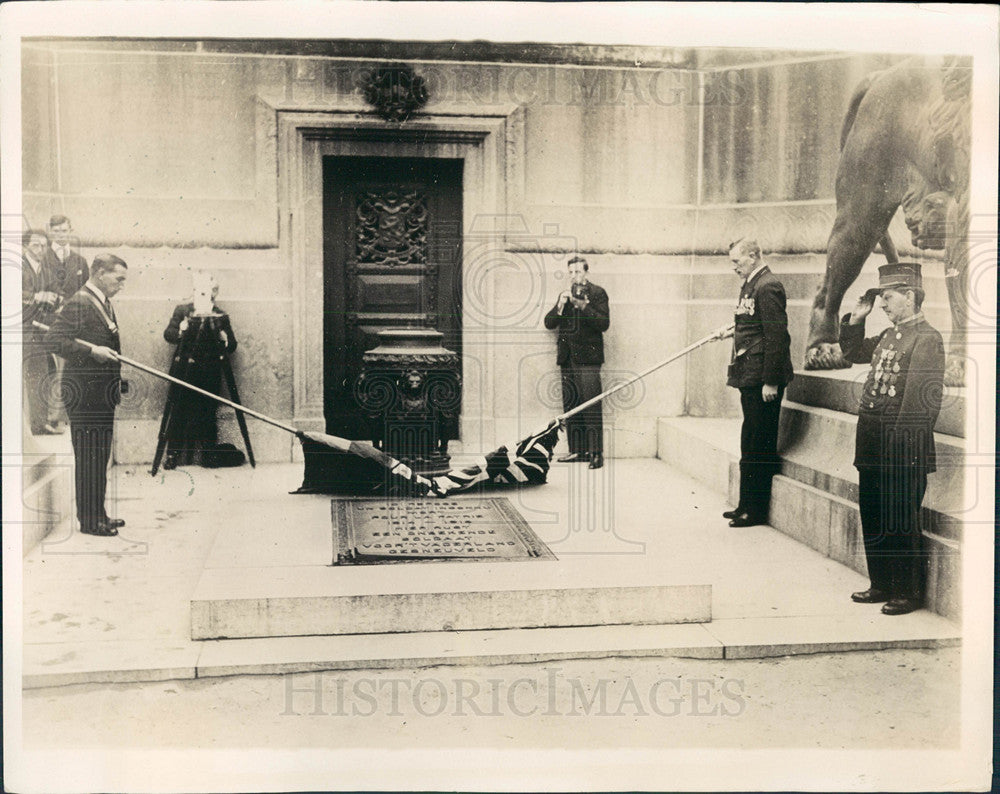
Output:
[
  {"xmin": 45, "ymin": 215, "xmax": 90, "ymax": 299},
  {"xmin": 841, "ymin": 262, "xmax": 945, "ymax": 616},
  {"xmin": 161, "ymin": 273, "xmax": 237, "ymax": 468},
  {"xmin": 22, "ymin": 229, "xmax": 62, "ymax": 435},
  {"xmin": 45, "ymin": 254, "xmax": 128, "ymax": 537},
  {"xmin": 44, "ymin": 215, "xmax": 90, "ymax": 432},
  {"xmin": 544, "ymin": 255, "xmax": 610, "ymax": 470},
  {"xmin": 723, "ymin": 239, "xmax": 794, "ymax": 527}
]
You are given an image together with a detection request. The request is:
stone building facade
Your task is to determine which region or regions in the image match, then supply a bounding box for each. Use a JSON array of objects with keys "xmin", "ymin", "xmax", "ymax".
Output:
[{"xmin": 24, "ymin": 40, "xmax": 938, "ymax": 464}]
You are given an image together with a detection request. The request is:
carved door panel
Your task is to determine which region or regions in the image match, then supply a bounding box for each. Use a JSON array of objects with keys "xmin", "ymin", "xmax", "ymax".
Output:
[{"xmin": 323, "ymin": 156, "xmax": 463, "ymax": 438}]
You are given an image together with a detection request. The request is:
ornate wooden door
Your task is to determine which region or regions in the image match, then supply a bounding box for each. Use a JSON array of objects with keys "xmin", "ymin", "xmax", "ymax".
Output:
[{"xmin": 323, "ymin": 156, "xmax": 463, "ymax": 438}]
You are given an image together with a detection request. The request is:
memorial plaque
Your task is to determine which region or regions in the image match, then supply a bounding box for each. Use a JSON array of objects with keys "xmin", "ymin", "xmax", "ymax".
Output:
[{"xmin": 331, "ymin": 497, "xmax": 556, "ymax": 565}]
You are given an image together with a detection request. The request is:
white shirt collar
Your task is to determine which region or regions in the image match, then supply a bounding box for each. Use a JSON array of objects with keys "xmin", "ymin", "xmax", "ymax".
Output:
[
  {"xmin": 25, "ymin": 251, "xmax": 42, "ymax": 273},
  {"xmin": 53, "ymin": 242, "xmax": 70, "ymax": 261},
  {"xmin": 743, "ymin": 263, "xmax": 768, "ymax": 287}
]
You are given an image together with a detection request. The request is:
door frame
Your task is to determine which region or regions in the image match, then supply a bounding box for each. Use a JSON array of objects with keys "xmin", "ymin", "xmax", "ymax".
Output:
[{"xmin": 276, "ymin": 105, "xmax": 525, "ymax": 449}]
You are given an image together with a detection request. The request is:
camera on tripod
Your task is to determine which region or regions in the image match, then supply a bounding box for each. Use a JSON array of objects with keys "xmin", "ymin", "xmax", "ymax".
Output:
[{"xmin": 178, "ymin": 314, "xmax": 228, "ymax": 360}]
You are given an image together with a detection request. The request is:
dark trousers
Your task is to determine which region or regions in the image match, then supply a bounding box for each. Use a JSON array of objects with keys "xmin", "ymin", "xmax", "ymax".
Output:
[
  {"xmin": 69, "ymin": 413, "xmax": 115, "ymax": 529},
  {"xmin": 561, "ymin": 364, "xmax": 603, "ymax": 455},
  {"xmin": 856, "ymin": 464, "xmax": 928, "ymax": 600},
  {"xmin": 737, "ymin": 385, "xmax": 784, "ymax": 519},
  {"xmin": 23, "ymin": 338, "xmax": 55, "ymax": 433}
]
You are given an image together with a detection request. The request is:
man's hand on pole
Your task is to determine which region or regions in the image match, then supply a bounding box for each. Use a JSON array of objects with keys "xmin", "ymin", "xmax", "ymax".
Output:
[
  {"xmin": 709, "ymin": 323, "xmax": 735, "ymax": 342},
  {"xmin": 90, "ymin": 346, "xmax": 119, "ymax": 364}
]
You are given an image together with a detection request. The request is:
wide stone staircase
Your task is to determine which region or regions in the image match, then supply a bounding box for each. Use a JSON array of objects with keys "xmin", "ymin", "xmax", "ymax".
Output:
[{"xmin": 658, "ymin": 368, "xmax": 966, "ymax": 621}]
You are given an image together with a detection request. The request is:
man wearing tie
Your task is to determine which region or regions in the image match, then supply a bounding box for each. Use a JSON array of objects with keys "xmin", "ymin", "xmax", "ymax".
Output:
[
  {"xmin": 46, "ymin": 254, "xmax": 129, "ymax": 537},
  {"xmin": 45, "ymin": 215, "xmax": 90, "ymax": 299},
  {"xmin": 723, "ymin": 238, "xmax": 794, "ymax": 527},
  {"xmin": 544, "ymin": 255, "xmax": 611, "ymax": 470},
  {"xmin": 44, "ymin": 216, "xmax": 90, "ymax": 432},
  {"xmin": 22, "ymin": 229, "xmax": 62, "ymax": 435}
]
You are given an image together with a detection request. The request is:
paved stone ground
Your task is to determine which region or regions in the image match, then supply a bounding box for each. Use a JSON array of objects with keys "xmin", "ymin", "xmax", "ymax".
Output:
[
  {"xmin": 14, "ymin": 458, "xmax": 983, "ymax": 791},
  {"xmin": 23, "ymin": 648, "xmax": 961, "ymax": 750}
]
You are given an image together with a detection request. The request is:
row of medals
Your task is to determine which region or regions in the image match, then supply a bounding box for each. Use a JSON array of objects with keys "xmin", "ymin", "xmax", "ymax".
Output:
[{"xmin": 873, "ymin": 346, "xmax": 902, "ymax": 397}]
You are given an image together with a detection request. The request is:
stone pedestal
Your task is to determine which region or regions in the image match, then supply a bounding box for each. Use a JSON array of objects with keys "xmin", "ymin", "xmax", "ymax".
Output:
[{"xmin": 357, "ymin": 328, "xmax": 461, "ymax": 474}]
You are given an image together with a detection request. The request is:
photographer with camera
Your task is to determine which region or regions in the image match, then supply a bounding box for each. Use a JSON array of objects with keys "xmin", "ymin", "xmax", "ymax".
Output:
[
  {"xmin": 162, "ymin": 272, "xmax": 238, "ymax": 469},
  {"xmin": 544, "ymin": 255, "xmax": 610, "ymax": 470}
]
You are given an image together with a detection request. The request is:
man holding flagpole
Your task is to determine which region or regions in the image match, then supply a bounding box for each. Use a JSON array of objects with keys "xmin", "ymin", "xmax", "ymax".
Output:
[
  {"xmin": 724, "ymin": 239, "xmax": 794, "ymax": 527},
  {"xmin": 45, "ymin": 254, "xmax": 129, "ymax": 537}
]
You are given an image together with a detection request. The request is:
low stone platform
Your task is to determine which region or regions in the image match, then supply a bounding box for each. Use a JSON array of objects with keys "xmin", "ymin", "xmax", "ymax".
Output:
[
  {"xmin": 22, "ymin": 461, "xmax": 960, "ymax": 689},
  {"xmin": 190, "ymin": 494, "xmax": 711, "ymax": 639}
]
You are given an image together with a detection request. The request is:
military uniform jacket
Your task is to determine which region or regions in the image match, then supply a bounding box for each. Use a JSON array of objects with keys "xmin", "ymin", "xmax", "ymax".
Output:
[
  {"xmin": 45, "ymin": 286, "xmax": 123, "ymax": 414},
  {"xmin": 726, "ymin": 267, "xmax": 794, "ymax": 388},
  {"xmin": 840, "ymin": 313, "xmax": 945, "ymax": 472},
  {"xmin": 543, "ymin": 281, "xmax": 610, "ymax": 366}
]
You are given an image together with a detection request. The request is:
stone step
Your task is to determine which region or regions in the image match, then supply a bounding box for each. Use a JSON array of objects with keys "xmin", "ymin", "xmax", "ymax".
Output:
[
  {"xmin": 778, "ymin": 401, "xmax": 966, "ymax": 541},
  {"xmin": 19, "ymin": 440, "xmax": 75, "ymax": 557},
  {"xmin": 23, "ymin": 612, "xmax": 961, "ymax": 688},
  {"xmin": 787, "ymin": 368, "xmax": 966, "ymax": 438},
  {"xmin": 656, "ymin": 414, "xmax": 963, "ymax": 621},
  {"xmin": 191, "ymin": 563, "xmax": 711, "ymax": 639}
]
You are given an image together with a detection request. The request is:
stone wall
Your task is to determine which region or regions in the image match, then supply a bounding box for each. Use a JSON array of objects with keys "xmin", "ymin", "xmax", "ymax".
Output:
[{"xmin": 21, "ymin": 41, "xmax": 927, "ymax": 460}]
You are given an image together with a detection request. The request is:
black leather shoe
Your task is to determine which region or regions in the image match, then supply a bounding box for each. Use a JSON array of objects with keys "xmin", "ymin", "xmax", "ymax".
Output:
[
  {"xmin": 728, "ymin": 513, "xmax": 764, "ymax": 527},
  {"xmin": 588, "ymin": 453, "xmax": 604, "ymax": 470},
  {"xmin": 881, "ymin": 597, "xmax": 920, "ymax": 615},
  {"xmin": 81, "ymin": 523, "xmax": 118, "ymax": 537},
  {"xmin": 557, "ymin": 453, "xmax": 589, "ymax": 463},
  {"xmin": 722, "ymin": 508, "xmax": 742, "ymax": 519},
  {"xmin": 851, "ymin": 587, "xmax": 890, "ymax": 604},
  {"xmin": 163, "ymin": 454, "xmax": 178, "ymax": 470},
  {"xmin": 103, "ymin": 517, "xmax": 126, "ymax": 529}
]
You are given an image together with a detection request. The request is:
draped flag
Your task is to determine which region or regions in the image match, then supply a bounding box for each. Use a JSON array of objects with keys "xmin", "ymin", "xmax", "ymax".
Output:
[{"xmin": 301, "ymin": 419, "xmax": 561, "ymax": 498}]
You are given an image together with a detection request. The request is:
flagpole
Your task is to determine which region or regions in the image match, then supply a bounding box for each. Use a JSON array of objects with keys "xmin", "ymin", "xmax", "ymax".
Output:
[
  {"xmin": 33, "ymin": 320, "xmax": 300, "ymax": 436},
  {"xmin": 553, "ymin": 322, "xmax": 735, "ymax": 425}
]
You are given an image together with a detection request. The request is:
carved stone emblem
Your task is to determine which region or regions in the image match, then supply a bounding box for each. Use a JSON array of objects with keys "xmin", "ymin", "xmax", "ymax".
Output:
[{"xmin": 361, "ymin": 64, "xmax": 429, "ymax": 122}]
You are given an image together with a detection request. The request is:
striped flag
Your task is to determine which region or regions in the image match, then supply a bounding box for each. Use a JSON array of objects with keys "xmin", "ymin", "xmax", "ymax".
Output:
[
  {"xmin": 300, "ymin": 419, "xmax": 561, "ymax": 497},
  {"xmin": 430, "ymin": 420, "xmax": 561, "ymax": 496}
]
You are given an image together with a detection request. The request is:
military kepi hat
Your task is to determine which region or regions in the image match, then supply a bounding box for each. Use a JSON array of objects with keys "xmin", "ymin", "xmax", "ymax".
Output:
[{"xmin": 877, "ymin": 262, "xmax": 922, "ymax": 291}]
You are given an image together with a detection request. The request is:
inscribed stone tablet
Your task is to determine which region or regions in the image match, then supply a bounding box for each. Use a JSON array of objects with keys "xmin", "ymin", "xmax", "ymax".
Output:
[{"xmin": 331, "ymin": 497, "xmax": 555, "ymax": 564}]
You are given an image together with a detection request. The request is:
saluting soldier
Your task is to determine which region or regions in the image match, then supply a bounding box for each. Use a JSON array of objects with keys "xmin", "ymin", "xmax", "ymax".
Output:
[{"xmin": 841, "ymin": 262, "xmax": 945, "ymax": 616}]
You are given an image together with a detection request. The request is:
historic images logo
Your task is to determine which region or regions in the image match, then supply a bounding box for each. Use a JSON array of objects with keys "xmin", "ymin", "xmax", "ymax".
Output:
[{"xmin": 283, "ymin": 668, "xmax": 746, "ymax": 719}]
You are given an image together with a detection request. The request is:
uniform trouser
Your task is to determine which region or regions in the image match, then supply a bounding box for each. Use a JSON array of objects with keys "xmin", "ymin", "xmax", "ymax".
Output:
[
  {"xmin": 23, "ymin": 338, "xmax": 55, "ymax": 433},
  {"xmin": 856, "ymin": 463, "xmax": 928, "ymax": 600},
  {"xmin": 560, "ymin": 364, "xmax": 604, "ymax": 455},
  {"xmin": 68, "ymin": 412, "xmax": 115, "ymax": 529},
  {"xmin": 737, "ymin": 384, "xmax": 784, "ymax": 519}
]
